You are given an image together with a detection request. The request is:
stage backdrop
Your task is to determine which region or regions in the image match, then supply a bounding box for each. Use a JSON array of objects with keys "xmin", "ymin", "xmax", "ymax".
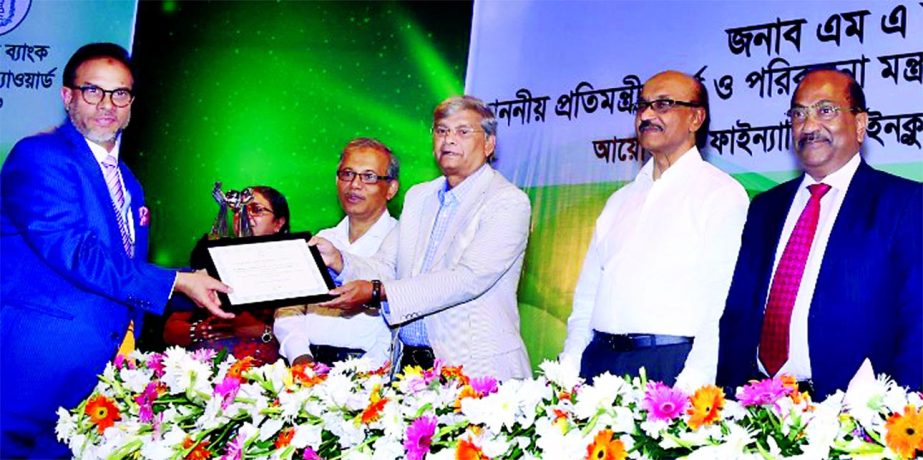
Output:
[
  {"xmin": 0, "ymin": 0, "xmax": 137, "ymax": 159},
  {"xmin": 465, "ymin": 0, "xmax": 923, "ymax": 368}
]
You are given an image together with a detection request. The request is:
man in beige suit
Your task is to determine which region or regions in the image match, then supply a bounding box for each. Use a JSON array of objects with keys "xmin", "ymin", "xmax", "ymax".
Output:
[{"xmin": 314, "ymin": 96, "xmax": 532, "ymax": 380}]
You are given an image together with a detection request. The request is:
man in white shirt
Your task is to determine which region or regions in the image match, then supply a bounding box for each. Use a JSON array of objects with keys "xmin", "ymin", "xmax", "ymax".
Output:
[
  {"xmin": 717, "ymin": 68, "xmax": 922, "ymax": 397},
  {"xmin": 312, "ymin": 96, "xmax": 532, "ymax": 380},
  {"xmin": 561, "ymin": 70, "xmax": 749, "ymax": 388},
  {"xmin": 274, "ymin": 138, "xmax": 398, "ymax": 367}
]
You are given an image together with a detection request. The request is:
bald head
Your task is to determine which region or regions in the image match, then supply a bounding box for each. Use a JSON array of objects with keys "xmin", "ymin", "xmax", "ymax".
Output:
[{"xmin": 635, "ymin": 70, "xmax": 709, "ymax": 159}]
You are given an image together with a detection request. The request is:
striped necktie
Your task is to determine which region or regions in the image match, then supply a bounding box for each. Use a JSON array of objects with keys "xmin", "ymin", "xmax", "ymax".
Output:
[{"xmin": 101, "ymin": 155, "xmax": 133, "ymax": 258}]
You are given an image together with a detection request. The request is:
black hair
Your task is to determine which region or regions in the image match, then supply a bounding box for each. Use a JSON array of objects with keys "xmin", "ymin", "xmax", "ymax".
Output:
[
  {"xmin": 62, "ymin": 43, "xmax": 134, "ymax": 87},
  {"xmin": 250, "ymin": 185, "xmax": 291, "ymax": 233}
]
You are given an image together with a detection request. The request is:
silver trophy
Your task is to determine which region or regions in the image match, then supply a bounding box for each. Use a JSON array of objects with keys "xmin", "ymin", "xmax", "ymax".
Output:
[{"xmin": 210, "ymin": 183, "xmax": 255, "ymax": 238}]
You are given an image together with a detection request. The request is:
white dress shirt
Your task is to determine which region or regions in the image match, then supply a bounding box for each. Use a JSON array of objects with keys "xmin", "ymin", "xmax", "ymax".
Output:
[
  {"xmin": 85, "ymin": 137, "xmax": 134, "ymax": 243},
  {"xmin": 274, "ymin": 211, "xmax": 397, "ymax": 367},
  {"xmin": 758, "ymin": 153, "xmax": 861, "ymax": 380},
  {"xmin": 561, "ymin": 147, "xmax": 749, "ymax": 389}
]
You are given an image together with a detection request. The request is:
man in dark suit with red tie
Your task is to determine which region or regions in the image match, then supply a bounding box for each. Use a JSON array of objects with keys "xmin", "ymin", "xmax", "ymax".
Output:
[{"xmin": 716, "ymin": 68, "xmax": 922, "ymax": 398}]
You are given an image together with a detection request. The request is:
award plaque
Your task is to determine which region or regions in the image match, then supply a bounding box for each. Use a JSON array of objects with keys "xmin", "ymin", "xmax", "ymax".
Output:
[{"xmin": 203, "ymin": 231, "xmax": 336, "ymax": 310}]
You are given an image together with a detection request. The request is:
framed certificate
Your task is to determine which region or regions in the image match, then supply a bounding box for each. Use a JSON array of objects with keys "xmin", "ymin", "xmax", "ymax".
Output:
[{"xmin": 204, "ymin": 231, "xmax": 336, "ymax": 310}]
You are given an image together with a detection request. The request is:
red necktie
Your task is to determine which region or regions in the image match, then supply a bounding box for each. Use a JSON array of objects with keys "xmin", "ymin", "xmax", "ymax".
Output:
[{"xmin": 759, "ymin": 183, "xmax": 831, "ymax": 376}]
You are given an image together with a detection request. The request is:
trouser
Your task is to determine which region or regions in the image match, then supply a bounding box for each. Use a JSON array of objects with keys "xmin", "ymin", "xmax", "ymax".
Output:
[
  {"xmin": 309, "ymin": 344, "xmax": 365, "ymax": 367},
  {"xmin": 579, "ymin": 331, "xmax": 694, "ymax": 386}
]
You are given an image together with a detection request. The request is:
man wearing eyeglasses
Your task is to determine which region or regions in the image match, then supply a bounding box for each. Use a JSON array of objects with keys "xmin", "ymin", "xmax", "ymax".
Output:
[
  {"xmin": 312, "ymin": 96, "xmax": 532, "ymax": 380},
  {"xmin": 717, "ymin": 68, "xmax": 922, "ymax": 397},
  {"xmin": 274, "ymin": 138, "xmax": 398, "ymax": 368},
  {"xmin": 561, "ymin": 70, "xmax": 749, "ymax": 389},
  {"xmin": 0, "ymin": 43, "xmax": 232, "ymax": 458}
]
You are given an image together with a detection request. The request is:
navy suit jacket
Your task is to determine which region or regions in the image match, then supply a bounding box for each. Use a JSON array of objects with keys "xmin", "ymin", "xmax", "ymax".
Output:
[
  {"xmin": 0, "ymin": 120, "xmax": 176, "ymax": 458},
  {"xmin": 717, "ymin": 160, "xmax": 922, "ymax": 398}
]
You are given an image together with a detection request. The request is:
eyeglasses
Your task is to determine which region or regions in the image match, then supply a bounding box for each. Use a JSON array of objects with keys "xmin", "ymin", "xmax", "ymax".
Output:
[
  {"xmin": 633, "ymin": 98, "xmax": 702, "ymax": 114},
  {"xmin": 432, "ymin": 126, "xmax": 485, "ymax": 139},
  {"xmin": 246, "ymin": 203, "xmax": 275, "ymax": 217},
  {"xmin": 337, "ymin": 169, "xmax": 393, "ymax": 184},
  {"xmin": 69, "ymin": 84, "xmax": 134, "ymax": 108},
  {"xmin": 786, "ymin": 102, "xmax": 860, "ymax": 123}
]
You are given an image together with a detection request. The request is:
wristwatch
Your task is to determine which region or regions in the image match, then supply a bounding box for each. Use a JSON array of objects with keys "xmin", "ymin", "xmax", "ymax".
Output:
[{"xmin": 368, "ymin": 279, "xmax": 382, "ymax": 310}]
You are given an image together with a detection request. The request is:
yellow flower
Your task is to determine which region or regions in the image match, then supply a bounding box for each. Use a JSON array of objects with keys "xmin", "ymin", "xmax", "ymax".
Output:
[
  {"xmin": 686, "ymin": 384, "xmax": 724, "ymax": 430},
  {"xmin": 885, "ymin": 405, "xmax": 923, "ymax": 459}
]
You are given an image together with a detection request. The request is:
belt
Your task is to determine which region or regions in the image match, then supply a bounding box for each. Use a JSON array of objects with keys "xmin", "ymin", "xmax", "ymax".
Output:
[
  {"xmin": 592, "ymin": 331, "xmax": 694, "ymax": 351},
  {"xmin": 309, "ymin": 344, "xmax": 364, "ymax": 365}
]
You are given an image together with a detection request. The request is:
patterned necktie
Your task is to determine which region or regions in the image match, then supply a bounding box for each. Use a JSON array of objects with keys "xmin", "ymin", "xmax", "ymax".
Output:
[
  {"xmin": 101, "ymin": 155, "xmax": 133, "ymax": 258},
  {"xmin": 759, "ymin": 183, "xmax": 831, "ymax": 376}
]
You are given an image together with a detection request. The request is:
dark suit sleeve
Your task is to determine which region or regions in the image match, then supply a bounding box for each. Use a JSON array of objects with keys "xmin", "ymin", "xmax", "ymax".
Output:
[
  {"xmin": 892, "ymin": 183, "xmax": 922, "ymax": 389},
  {"xmin": 1, "ymin": 137, "xmax": 175, "ymax": 314}
]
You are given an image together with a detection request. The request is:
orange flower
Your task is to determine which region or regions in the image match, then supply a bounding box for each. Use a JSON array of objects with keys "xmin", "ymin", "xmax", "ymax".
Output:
[
  {"xmin": 885, "ymin": 405, "xmax": 923, "ymax": 459},
  {"xmin": 780, "ymin": 375, "xmax": 811, "ymax": 405},
  {"xmin": 290, "ymin": 363, "xmax": 326, "ymax": 387},
  {"xmin": 84, "ymin": 395, "xmax": 121, "ymax": 434},
  {"xmin": 585, "ymin": 429, "xmax": 627, "ymax": 460},
  {"xmin": 182, "ymin": 436, "xmax": 211, "ymax": 460},
  {"xmin": 454, "ymin": 385, "xmax": 479, "ymax": 411},
  {"xmin": 361, "ymin": 397, "xmax": 389, "ymax": 424},
  {"xmin": 686, "ymin": 385, "xmax": 724, "ymax": 430},
  {"xmin": 275, "ymin": 427, "xmax": 295, "ymax": 449},
  {"xmin": 442, "ymin": 365, "xmax": 470, "ymax": 385},
  {"xmin": 457, "ymin": 438, "xmax": 490, "ymax": 460},
  {"xmin": 227, "ymin": 356, "xmax": 255, "ymax": 380}
]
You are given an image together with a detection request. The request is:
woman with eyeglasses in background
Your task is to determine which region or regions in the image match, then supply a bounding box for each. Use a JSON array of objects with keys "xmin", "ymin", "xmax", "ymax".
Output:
[{"xmin": 161, "ymin": 185, "xmax": 290, "ymax": 365}]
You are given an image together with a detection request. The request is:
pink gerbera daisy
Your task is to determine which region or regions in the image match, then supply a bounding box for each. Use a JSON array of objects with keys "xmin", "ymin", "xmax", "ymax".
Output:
[
  {"xmin": 642, "ymin": 382, "xmax": 688, "ymax": 423},
  {"xmin": 736, "ymin": 377, "xmax": 789, "ymax": 408},
  {"xmin": 404, "ymin": 415, "xmax": 437, "ymax": 460}
]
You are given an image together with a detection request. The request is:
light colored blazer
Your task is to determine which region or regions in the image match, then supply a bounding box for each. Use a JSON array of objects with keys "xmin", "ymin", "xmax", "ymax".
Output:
[{"xmin": 341, "ymin": 166, "xmax": 532, "ymax": 380}]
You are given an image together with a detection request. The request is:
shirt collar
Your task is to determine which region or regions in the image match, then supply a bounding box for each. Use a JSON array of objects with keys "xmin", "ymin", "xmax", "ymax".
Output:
[
  {"xmin": 439, "ymin": 163, "xmax": 489, "ymax": 205},
  {"xmin": 339, "ymin": 209, "xmax": 394, "ymax": 245},
  {"xmin": 797, "ymin": 152, "xmax": 861, "ymax": 192},
  {"xmin": 637, "ymin": 145, "xmax": 701, "ymax": 184},
  {"xmin": 85, "ymin": 136, "xmax": 121, "ymax": 164}
]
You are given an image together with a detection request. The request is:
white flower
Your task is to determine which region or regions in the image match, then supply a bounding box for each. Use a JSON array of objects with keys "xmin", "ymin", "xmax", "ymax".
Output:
[
  {"xmin": 161, "ymin": 347, "xmax": 213, "ymax": 397},
  {"xmin": 533, "ymin": 417, "xmax": 585, "ymax": 460},
  {"xmin": 119, "ymin": 367, "xmax": 154, "ymax": 393},
  {"xmin": 258, "ymin": 418, "xmax": 285, "ymax": 441},
  {"xmin": 370, "ymin": 436, "xmax": 404, "ymax": 460},
  {"xmin": 55, "ymin": 407, "xmax": 77, "ymax": 443},
  {"xmin": 141, "ymin": 426, "xmax": 186, "ymax": 460},
  {"xmin": 292, "ymin": 423, "xmax": 323, "ymax": 450},
  {"xmin": 574, "ymin": 373, "xmax": 624, "ymax": 420},
  {"xmin": 540, "ymin": 359, "xmax": 582, "ymax": 390}
]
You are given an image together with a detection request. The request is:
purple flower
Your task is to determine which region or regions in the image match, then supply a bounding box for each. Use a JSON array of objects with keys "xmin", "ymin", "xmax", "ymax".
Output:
[
  {"xmin": 219, "ymin": 434, "xmax": 245, "ymax": 460},
  {"xmin": 470, "ymin": 376, "xmax": 498, "ymax": 396},
  {"xmin": 404, "ymin": 415, "xmax": 437, "ymax": 460},
  {"xmin": 736, "ymin": 377, "xmax": 789, "ymax": 408},
  {"xmin": 302, "ymin": 448, "xmax": 321, "ymax": 460},
  {"xmin": 642, "ymin": 382, "xmax": 688, "ymax": 423},
  {"xmin": 147, "ymin": 353, "xmax": 166, "ymax": 377},
  {"xmin": 192, "ymin": 348, "xmax": 217, "ymax": 362},
  {"xmin": 214, "ymin": 376, "xmax": 241, "ymax": 410},
  {"xmin": 135, "ymin": 382, "xmax": 159, "ymax": 423},
  {"xmin": 423, "ymin": 359, "xmax": 444, "ymax": 384}
]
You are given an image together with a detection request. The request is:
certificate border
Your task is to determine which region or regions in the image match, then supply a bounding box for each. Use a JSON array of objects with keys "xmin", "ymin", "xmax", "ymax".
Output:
[{"xmin": 203, "ymin": 231, "xmax": 336, "ymax": 311}]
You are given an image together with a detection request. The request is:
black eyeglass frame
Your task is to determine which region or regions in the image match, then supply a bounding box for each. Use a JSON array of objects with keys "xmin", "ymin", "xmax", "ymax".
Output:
[
  {"xmin": 632, "ymin": 98, "xmax": 702, "ymax": 114},
  {"xmin": 336, "ymin": 169, "xmax": 394, "ymax": 185},
  {"xmin": 68, "ymin": 84, "xmax": 135, "ymax": 108}
]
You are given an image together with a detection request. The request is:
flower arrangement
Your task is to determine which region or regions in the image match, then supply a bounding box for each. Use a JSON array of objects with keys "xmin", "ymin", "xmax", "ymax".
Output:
[{"xmin": 57, "ymin": 348, "xmax": 923, "ymax": 459}]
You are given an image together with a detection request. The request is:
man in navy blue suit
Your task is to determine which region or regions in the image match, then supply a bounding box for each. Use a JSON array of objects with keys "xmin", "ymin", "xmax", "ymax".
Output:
[
  {"xmin": 716, "ymin": 68, "xmax": 922, "ymax": 398},
  {"xmin": 0, "ymin": 43, "xmax": 233, "ymax": 458}
]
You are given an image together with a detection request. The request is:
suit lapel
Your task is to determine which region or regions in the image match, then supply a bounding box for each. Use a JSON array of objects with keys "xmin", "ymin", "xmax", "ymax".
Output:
[
  {"xmin": 412, "ymin": 181, "xmax": 442, "ymax": 276},
  {"xmin": 429, "ymin": 167, "xmax": 493, "ymax": 269}
]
